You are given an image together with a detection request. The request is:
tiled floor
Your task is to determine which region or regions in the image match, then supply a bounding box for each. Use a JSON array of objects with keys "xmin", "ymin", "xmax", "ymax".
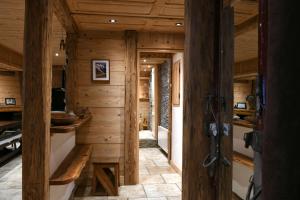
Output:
[
  {"xmin": 74, "ymin": 148, "xmax": 182, "ymax": 200},
  {"xmin": 139, "ymin": 130, "xmax": 155, "ymax": 140},
  {"xmin": 0, "ymin": 156, "xmax": 22, "ymax": 200}
]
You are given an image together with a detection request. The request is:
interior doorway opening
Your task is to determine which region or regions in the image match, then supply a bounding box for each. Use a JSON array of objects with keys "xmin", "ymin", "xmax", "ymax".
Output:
[{"xmin": 137, "ymin": 51, "xmax": 184, "ymax": 196}]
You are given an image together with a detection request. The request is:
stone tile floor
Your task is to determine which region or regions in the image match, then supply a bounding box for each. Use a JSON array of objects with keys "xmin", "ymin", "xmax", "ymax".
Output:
[
  {"xmin": 139, "ymin": 130, "xmax": 155, "ymax": 140},
  {"xmin": 74, "ymin": 148, "xmax": 182, "ymax": 200},
  {"xmin": 0, "ymin": 156, "xmax": 22, "ymax": 200},
  {"xmin": 0, "ymin": 148, "xmax": 181, "ymax": 200}
]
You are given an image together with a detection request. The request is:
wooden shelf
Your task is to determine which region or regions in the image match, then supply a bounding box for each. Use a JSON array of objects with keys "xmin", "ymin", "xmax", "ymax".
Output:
[
  {"xmin": 50, "ymin": 114, "xmax": 92, "ymax": 134},
  {"xmin": 233, "ymin": 120, "xmax": 255, "ymax": 128},
  {"xmin": 139, "ymin": 98, "xmax": 149, "ymax": 102},
  {"xmin": 233, "ymin": 151, "xmax": 254, "ymax": 169},
  {"xmin": 0, "ymin": 106, "xmax": 22, "ymax": 113},
  {"xmin": 50, "ymin": 145, "xmax": 92, "ymax": 185},
  {"xmin": 0, "ymin": 120, "xmax": 21, "ymax": 130},
  {"xmin": 234, "ymin": 109, "xmax": 255, "ymax": 116},
  {"xmin": 140, "ymin": 77, "xmax": 150, "ymax": 80}
]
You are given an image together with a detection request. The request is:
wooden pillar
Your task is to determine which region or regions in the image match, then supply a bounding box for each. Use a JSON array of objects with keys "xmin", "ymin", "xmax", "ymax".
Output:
[
  {"xmin": 183, "ymin": 0, "xmax": 233, "ymax": 199},
  {"xmin": 22, "ymin": 0, "xmax": 53, "ymax": 199},
  {"xmin": 124, "ymin": 30, "xmax": 139, "ymax": 185},
  {"xmin": 263, "ymin": 1, "xmax": 300, "ymax": 199},
  {"xmin": 65, "ymin": 33, "xmax": 78, "ymax": 112},
  {"xmin": 218, "ymin": 6, "xmax": 234, "ymax": 200}
]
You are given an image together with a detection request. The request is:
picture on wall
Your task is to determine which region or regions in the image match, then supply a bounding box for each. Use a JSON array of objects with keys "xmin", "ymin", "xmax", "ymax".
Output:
[
  {"xmin": 92, "ymin": 60, "xmax": 110, "ymax": 81},
  {"xmin": 5, "ymin": 98, "xmax": 16, "ymax": 105}
]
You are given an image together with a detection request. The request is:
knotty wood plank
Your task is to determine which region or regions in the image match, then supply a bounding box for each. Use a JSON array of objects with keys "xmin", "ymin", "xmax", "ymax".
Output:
[
  {"xmin": 235, "ymin": 14, "xmax": 258, "ymax": 37},
  {"xmin": 65, "ymin": 33, "xmax": 78, "ymax": 112},
  {"xmin": 53, "ymin": 0, "xmax": 78, "ymax": 33},
  {"xmin": 124, "ymin": 30, "xmax": 139, "ymax": 185},
  {"xmin": 0, "ymin": 106, "xmax": 22, "ymax": 113},
  {"xmin": 218, "ymin": 6, "xmax": 234, "ymax": 200},
  {"xmin": 50, "ymin": 145, "xmax": 92, "ymax": 185},
  {"xmin": 183, "ymin": 0, "xmax": 218, "ymax": 199},
  {"xmin": 22, "ymin": 0, "xmax": 53, "ymax": 199}
]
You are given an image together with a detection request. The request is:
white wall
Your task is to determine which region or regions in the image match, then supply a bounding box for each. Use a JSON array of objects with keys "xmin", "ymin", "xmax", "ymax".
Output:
[
  {"xmin": 50, "ymin": 131, "xmax": 76, "ymax": 200},
  {"xmin": 171, "ymin": 52, "xmax": 184, "ymax": 172}
]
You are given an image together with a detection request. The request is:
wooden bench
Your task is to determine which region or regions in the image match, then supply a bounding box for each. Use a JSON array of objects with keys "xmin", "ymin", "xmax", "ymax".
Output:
[
  {"xmin": 233, "ymin": 151, "xmax": 254, "ymax": 169},
  {"xmin": 50, "ymin": 145, "xmax": 92, "ymax": 185},
  {"xmin": 92, "ymin": 161, "xmax": 120, "ymax": 196}
]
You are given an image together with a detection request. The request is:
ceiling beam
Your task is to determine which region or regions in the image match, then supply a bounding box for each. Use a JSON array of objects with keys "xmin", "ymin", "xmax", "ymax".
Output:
[
  {"xmin": 0, "ymin": 44, "xmax": 22, "ymax": 71},
  {"xmin": 53, "ymin": 0, "xmax": 78, "ymax": 33},
  {"xmin": 235, "ymin": 14, "xmax": 258, "ymax": 37}
]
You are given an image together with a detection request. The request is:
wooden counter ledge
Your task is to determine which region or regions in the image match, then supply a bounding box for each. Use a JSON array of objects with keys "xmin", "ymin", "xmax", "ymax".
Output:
[{"xmin": 50, "ymin": 114, "xmax": 92, "ymax": 134}]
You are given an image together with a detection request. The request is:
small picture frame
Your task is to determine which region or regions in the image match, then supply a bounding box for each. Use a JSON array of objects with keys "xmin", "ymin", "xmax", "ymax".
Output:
[
  {"xmin": 5, "ymin": 98, "xmax": 16, "ymax": 105},
  {"xmin": 92, "ymin": 60, "xmax": 110, "ymax": 81}
]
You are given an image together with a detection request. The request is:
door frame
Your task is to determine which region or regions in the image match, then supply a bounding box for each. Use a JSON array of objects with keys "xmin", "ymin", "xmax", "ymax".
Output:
[{"xmin": 136, "ymin": 49, "xmax": 183, "ymax": 164}]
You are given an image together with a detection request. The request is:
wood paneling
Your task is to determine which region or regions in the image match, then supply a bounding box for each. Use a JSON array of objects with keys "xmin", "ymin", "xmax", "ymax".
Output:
[
  {"xmin": 138, "ymin": 32, "xmax": 184, "ymax": 50},
  {"xmin": 22, "ymin": 0, "xmax": 53, "ymax": 199},
  {"xmin": 234, "ymin": 57, "xmax": 258, "ymax": 76},
  {"xmin": 67, "ymin": 0, "xmax": 184, "ymax": 32},
  {"xmin": 0, "ymin": 44, "xmax": 22, "ymax": 71},
  {"xmin": 124, "ymin": 30, "xmax": 139, "ymax": 185},
  {"xmin": 0, "ymin": 72, "xmax": 22, "ymax": 106},
  {"xmin": 0, "ymin": 0, "xmax": 66, "ymax": 65},
  {"xmin": 235, "ymin": 28, "xmax": 258, "ymax": 62},
  {"xmin": 75, "ymin": 32, "xmax": 126, "ymax": 183}
]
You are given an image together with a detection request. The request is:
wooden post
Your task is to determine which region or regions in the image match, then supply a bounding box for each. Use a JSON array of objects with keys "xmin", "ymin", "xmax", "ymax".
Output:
[
  {"xmin": 124, "ymin": 30, "xmax": 139, "ymax": 185},
  {"xmin": 218, "ymin": 6, "xmax": 234, "ymax": 200},
  {"xmin": 183, "ymin": 0, "xmax": 233, "ymax": 199},
  {"xmin": 22, "ymin": 0, "xmax": 53, "ymax": 199},
  {"xmin": 263, "ymin": 1, "xmax": 300, "ymax": 199},
  {"xmin": 65, "ymin": 33, "xmax": 78, "ymax": 112}
]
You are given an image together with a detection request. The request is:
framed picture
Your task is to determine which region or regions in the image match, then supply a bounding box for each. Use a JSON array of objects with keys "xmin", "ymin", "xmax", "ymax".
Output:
[
  {"xmin": 92, "ymin": 60, "xmax": 110, "ymax": 81},
  {"xmin": 5, "ymin": 98, "xmax": 16, "ymax": 105}
]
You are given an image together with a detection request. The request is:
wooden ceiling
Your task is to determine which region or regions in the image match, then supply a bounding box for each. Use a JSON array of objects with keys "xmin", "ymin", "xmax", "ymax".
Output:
[
  {"xmin": 66, "ymin": 0, "xmax": 185, "ymax": 32},
  {"xmin": 0, "ymin": 0, "xmax": 66, "ymax": 65},
  {"xmin": 66, "ymin": 0, "xmax": 258, "ymax": 61},
  {"xmin": 0, "ymin": 0, "xmax": 258, "ymax": 66}
]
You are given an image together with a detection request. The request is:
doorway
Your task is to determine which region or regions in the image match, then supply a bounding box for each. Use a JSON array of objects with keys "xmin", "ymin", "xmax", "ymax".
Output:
[{"xmin": 137, "ymin": 50, "xmax": 184, "ymax": 186}]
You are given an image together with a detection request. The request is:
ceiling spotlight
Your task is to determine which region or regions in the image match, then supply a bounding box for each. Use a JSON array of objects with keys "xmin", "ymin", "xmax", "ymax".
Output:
[
  {"xmin": 148, "ymin": 65, "xmax": 151, "ymax": 68},
  {"xmin": 176, "ymin": 22, "xmax": 183, "ymax": 27},
  {"xmin": 143, "ymin": 59, "xmax": 147, "ymax": 63},
  {"xmin": 55, "ymin": 53, "xmax": 59, "ymax": 57},
  {"xmin": 109, "ymin": 19, "xmax": 117, "ymax": 23}
]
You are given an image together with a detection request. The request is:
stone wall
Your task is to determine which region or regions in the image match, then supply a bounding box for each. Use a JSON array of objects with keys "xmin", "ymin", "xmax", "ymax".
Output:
[{"xmin": 158, "ymin": 60, "xmax": 171, "ymax": 129}]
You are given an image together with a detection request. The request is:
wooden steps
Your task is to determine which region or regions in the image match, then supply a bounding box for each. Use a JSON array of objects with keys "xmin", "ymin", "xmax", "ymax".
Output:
[{"xmin": 50, "ymin": 145, "xmax": 92, "ymax": 185}]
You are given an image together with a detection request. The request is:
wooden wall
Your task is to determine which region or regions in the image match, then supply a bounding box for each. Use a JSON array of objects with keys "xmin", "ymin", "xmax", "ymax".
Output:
[
  {"xmin": 0, "ymin": 71, "xmax": 22, "ymax": 106},
  {"xmin": 74, "ymin": 31, "xmax": 184, "ymax": 185},
  {"xmin": 75, "ymin": 31, "xmax": 126, "ymax": 183}
]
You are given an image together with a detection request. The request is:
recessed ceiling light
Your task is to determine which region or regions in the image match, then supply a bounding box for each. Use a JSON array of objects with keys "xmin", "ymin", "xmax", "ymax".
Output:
[
  {"xmin": 55, "ymin": 53, "xmax": 59, "ymax": 57},
  {"xmin": 143, "ymin": 59, "xmax": 147, "ymax": 63},
  {"xmin": 109, "ymin": 19, "xmax": 117, "ymax": 23},
  {"xmin": 176, "ymin": 22, "xmax": 183, "ymax": 27},
  {"xmin": 148, "ymin": 65, "xmax": 151, "ymax": 68}
]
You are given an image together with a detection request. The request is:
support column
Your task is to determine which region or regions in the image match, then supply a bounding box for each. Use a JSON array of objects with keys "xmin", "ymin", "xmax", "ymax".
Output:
[
  {"xmin": 65, "ymin": 33, "xmax": 78, "ymax": 112},
  {"xmin": 124, "ymin": 30, "xmax": 138, "ymax": 185},
  {"xmin": 263, "ymin": 1, "xmax": 300, "ymax": 199},
  {"xmin": 183, "ymin": 0, "xmax": 233, "ymax": 199},
  {"xmin": 22, "ymin": 0, "xmax": 53, "ymax": 199},
  {"xmin": 218, "ymin": 6, "xmax": 234, "ymax": 200}
]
